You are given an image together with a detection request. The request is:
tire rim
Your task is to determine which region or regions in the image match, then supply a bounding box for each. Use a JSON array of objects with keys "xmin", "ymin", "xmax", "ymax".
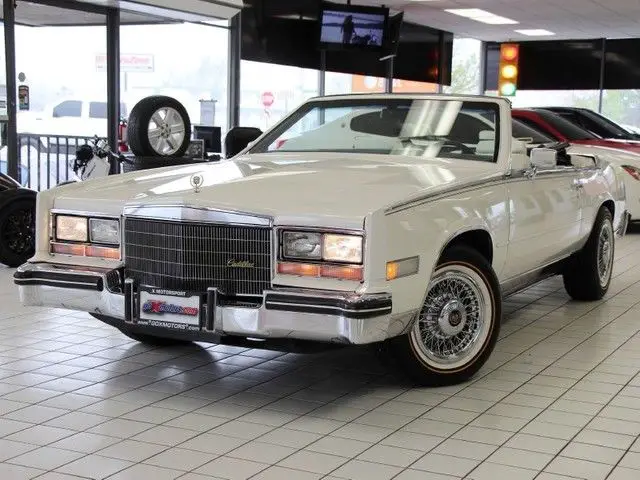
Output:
[
  {"xmin": 147, "ymin": 107, "xmax": 186, "ymax": 156},
  {"xmin": 411, "ymin": 264, "xmax": 493, "ymax": 371},
  {"xmin": 597, "ymin": 219, "xmax": 614, "ymax": 287},
  {"xmin": 2, "ymin": 207, "xmax": 35, "ymax": 256}
]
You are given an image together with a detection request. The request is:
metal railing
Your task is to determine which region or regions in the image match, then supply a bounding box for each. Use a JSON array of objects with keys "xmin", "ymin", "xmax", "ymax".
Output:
[{"xmin": 16, "ymin": 133, "xmax": 103, "ymax": 191}]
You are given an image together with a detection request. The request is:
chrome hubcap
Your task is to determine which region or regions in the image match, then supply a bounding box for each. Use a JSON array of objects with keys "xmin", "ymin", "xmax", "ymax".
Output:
[
  {"xmin": 597, "ymin": 221, "xmax": 614, "ymax": 287},
  {"xmin": 412, "ymin": 268, "xmax": 490, "ymax": 369},
  {"xmin": 437, "ymin": 299, "xmax": 467, "ymax": 336},
  {"xmin": 148, "ymin": 107, "xmax": 186, "ymax": 155}
]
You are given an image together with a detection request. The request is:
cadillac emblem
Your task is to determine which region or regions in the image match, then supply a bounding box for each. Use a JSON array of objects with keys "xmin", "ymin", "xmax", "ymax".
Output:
[
  {"xmin": 227, "ymin": 259, "xmax": 255, "ymax": 268},
  {"xmin": 190, "ymin": 173, "xmax": 204, "ymax": 193}
]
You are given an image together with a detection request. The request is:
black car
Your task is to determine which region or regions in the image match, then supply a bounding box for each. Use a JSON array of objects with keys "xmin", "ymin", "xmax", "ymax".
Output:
[
  {"xmin": 543, "ymin": 106, "xmax": 640, "ymax": 141},
  {"xmin": 0, "ymin": 172, "xmax": 36, "ymax": 267}
]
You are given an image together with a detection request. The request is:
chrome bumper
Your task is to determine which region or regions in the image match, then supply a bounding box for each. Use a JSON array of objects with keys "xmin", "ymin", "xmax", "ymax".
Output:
[{"xmin": 14, "ymin": 263, "xmax": 408, "ymax": 345}]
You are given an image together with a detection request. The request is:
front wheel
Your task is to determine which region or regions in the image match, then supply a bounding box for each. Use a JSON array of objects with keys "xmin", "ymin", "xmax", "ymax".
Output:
[
  {"xmin": 563, "ymin": 206, "xmax": 614, "ymax": 301},
  {"xmin": 389, "ymin": 245, "xmax": 501, "ymax": 386}
]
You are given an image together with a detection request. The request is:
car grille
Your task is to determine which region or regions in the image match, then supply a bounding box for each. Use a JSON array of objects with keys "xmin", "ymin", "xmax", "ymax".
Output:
[{"xmin": 123, "ymin": 217, "xmax": 272, "ymax": 295}]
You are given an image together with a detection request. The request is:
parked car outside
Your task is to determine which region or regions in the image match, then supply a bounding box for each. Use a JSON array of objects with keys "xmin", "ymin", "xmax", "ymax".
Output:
[
  {"xmin": 14, "ymin": 94, "xmax": 628, "ymax": 386},
  {"xmin": 542, "ymin": 106, "xmax": 640, "ymax": 141},
  {"xmin": 513, "ymin": 108, "xmax": 640, "ymax": 222}
]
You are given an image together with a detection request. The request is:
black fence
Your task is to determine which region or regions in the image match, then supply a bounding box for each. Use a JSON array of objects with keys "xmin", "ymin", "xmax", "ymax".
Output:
[{"xmin": 15, "ymin": 133, "xmax": 101, "ymax": 191}]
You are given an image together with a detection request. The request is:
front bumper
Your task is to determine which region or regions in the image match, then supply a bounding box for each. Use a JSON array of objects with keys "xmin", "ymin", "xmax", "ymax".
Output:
[{"xmin": 14, "ymin": 263, "xmax": 409, "ymax": 345}]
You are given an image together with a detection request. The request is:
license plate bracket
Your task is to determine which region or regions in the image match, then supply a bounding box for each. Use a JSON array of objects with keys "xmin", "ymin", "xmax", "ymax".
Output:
[{"xmin": 137, "ymin": 286, "xmax": 204, "ymax": 332}]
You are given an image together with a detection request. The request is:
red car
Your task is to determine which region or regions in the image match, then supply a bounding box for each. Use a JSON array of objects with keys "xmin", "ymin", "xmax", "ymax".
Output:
[{"xmin": 512, "ymin": 108, "xmax": 640, "ymax": 155}]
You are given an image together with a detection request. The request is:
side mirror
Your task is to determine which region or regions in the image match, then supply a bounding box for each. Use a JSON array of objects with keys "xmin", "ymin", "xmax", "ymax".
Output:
[
  {"xmin": 224, "ymin": 127, "xmax": 263, "ymax": 158},
  {"xmin": 530, "ymin": 147, "xmax": 557, "ymax": 169}
]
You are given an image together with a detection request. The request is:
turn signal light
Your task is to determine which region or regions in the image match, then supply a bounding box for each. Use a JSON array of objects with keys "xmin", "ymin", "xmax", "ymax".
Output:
[
  {"xmin": 498, "ymin": 43, "xmax": 519, "ymax": 97},
  {"xmin": 51, "ymin": 242, "xmax": 120, "ymax": 260},
  {"xmin": 277, "ymin": 262, "xmax": 363, "ymax": 281}
]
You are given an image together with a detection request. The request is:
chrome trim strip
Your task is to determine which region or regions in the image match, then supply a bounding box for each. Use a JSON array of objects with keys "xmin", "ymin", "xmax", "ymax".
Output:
[
  {"xmin": 122, "ymin": 205, "xmax": 273, "ymax": 227},
  {"xmin": 265, "ymin": 301, "xmax": 390, "ymax": 314},
  {"xmin": 14, "ymin": 278, "xmax": 97, "ymax": 288},
  {"xmin": 385, "ymin": 172, "xmax": 507, "ymax": 215},
  {"xmin": 386, "ymin": 166, "xmax": 598, "ymax": 215},
  {"xmin": 51, "ymin": 209, "xmax": 120, "ymax": 219}
]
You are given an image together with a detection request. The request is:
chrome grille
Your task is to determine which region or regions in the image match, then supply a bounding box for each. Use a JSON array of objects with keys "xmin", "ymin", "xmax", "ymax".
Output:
[{"xmin": 124, "ymin": 217, "xmax": 272, "ymax": 295}]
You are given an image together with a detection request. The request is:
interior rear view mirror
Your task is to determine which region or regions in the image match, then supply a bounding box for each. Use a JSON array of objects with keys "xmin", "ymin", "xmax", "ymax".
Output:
[{"xmin": 225, "ymin": 127, "xmax": 263, "ymax": 158}]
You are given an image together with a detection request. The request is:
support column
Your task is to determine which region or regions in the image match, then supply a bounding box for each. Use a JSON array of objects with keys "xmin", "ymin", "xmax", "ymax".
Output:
[
  {"xmin": 598, "ymin": 38, "xmax": 606, "ymax": 113},
  {"xmin": 106, "ymin": 8, "xmax": 120, "ymax": 173},
  {"xmin": 385, "ymin": 57, "xmax": 394, "ymax": 93},
  {"xmin": 478, "ymin": 41, "xmax": 487, "ymax": 95},
  {"xmin": 227, "ymin": 12, "xmax": 241, "ymax": 130},
  {"xmin": 4, "ymin": 0, "xmax": 18, "ymax": 181}
]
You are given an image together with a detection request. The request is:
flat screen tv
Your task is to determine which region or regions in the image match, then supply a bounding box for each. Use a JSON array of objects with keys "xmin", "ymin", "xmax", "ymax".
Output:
[{"xmin": 318, "ymin": 2, "xmax": 389, "ymax": 51}]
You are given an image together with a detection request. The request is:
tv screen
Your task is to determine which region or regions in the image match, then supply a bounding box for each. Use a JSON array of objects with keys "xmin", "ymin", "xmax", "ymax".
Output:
[{"xmin": 319, "ymin": 3, "xmax": 388, "ymax": 50}]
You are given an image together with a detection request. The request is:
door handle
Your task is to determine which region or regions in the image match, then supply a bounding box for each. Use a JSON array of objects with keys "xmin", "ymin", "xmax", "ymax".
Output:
[{"xmin": 572, "ymin": 180, "xmax": 584, "ymax": 190}]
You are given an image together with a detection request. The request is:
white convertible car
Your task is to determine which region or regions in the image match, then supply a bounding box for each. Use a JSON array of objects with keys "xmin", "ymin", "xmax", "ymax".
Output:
[{"xmin": 14, "ymin": 94, "xmax": 629, "ymax": 386}]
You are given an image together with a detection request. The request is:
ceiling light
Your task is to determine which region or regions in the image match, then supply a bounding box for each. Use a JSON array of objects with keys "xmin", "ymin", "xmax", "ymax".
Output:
[
  {"xmin": 514, "ymin": 29, "xmax": 555, "ymax": 36},
  {"xmin": 445, "ymin": 8, "xmax": 519, "ymax": 25}
]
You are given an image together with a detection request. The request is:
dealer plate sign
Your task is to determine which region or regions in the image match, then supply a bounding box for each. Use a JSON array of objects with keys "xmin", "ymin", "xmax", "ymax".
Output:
[{"xmin": 138, "ymin": 287, "xmax": 201, "ymax": 331}]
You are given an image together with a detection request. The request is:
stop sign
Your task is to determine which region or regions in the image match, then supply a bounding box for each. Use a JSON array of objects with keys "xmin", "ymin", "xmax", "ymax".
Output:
[{"xmin": 261, "ymin": 91, "xmax": 275, "ymax": 108}]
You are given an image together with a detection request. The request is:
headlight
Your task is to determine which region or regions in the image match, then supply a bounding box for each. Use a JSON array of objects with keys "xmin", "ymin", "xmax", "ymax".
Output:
[
  {"xmin": 89, "ymin": 218, "xmax": 120, "ymax": 245},
  {"xmin": 283, "ymin": 231, "xmax": 322, "ymax": 260},
  {"xmin": 56, "ymin": 216, "xmax": 88, "ymax": 242},
  {"xmin": 282, "ymin": 230, "xmax": 363, "ymax": 264},
  {"xmin": 323, "ymin": 234, "xmax": 363, "ymax": 263}
]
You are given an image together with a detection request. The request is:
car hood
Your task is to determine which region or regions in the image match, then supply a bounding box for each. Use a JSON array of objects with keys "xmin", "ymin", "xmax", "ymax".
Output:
[{"xmin": 50, "ymin": 152, "xmax": 500, "ymax": 229}]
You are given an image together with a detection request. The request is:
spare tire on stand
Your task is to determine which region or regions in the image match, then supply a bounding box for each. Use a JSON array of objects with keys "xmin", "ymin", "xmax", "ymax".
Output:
[{"xmin": 127, "ymin": 96, "xmax": 191, "ymax": 158}]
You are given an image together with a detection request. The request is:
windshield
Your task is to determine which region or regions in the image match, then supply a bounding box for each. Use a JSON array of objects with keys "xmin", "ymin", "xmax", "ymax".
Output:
[
  {"xmin": 535, "ymin": 109, "xmax": 598, "ymax": 141},
  {"xmin": 248, "ymin": 98, "xmax": 501, "ymax": 163}
]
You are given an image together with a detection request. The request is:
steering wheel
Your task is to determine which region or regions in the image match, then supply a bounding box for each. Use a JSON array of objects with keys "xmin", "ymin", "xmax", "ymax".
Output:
[{"xmin": 438, "ymin": 140, "xmax": 476, "ymax": 155}]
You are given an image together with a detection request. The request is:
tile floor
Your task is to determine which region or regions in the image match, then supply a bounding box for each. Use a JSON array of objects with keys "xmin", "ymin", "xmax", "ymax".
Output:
[{"xmin": 1, "ymin": 232, "xmax": 640, "ymax": 480}]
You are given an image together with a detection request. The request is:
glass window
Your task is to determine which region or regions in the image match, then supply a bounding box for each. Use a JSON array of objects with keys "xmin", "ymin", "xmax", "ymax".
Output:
[
  {"xmin": 601, "ymin": 90, "xmax": 640, "ymax": 134},
  {"xmin": 512, "ymin": 118, "xmax": 554, "ymax": 144},
  {"xmin": 52, "ymin": 100, "xmax": 82, "ymax": 118},
  {"xmin": 120, "ymin": 22, "xmax": 229, "ymax": 133},
  {"xmin": 444, "ymin": 38, "xmax": 482, "ymax": 94},
  {"xmin": 535, "ymin": 110, "xmax": 597, "ymax": 140},
  {"xmin": 248, "ymin": 98, "xmax": 501, "ymax": 163},
  {"xmin": 239, "ymin": 61, "xmax": 319, "ymax": 130},
  {"xmin": 89, "ymin": 102, "xmax": 128, "ymax": 119}
]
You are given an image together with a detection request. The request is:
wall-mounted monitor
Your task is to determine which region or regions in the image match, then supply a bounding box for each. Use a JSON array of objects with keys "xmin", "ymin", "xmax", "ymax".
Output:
[{"xmin": 318, "ymin": 2, "xmax": 389, "ymax": 51}]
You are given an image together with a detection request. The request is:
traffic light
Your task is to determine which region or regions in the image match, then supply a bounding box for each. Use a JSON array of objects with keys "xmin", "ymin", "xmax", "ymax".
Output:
[{"xmin": 498, "ymin": 43, "xmax": 519, "ymax": 97}]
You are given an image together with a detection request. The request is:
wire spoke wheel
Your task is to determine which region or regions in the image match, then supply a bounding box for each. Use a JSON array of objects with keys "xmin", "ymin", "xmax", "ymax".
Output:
[
  {"xmin": 597, "ymin": 220, "xmax": 614, "ymax": 287},
  {"xmin": 410, "ymin": 263, "xmax": 493, "ymax": 371}
]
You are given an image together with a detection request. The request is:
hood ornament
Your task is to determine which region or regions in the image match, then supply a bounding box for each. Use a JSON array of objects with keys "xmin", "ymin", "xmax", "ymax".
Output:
[{"xmin": 190, "ymin": 173, "xmax": 204, "ymax": 193}]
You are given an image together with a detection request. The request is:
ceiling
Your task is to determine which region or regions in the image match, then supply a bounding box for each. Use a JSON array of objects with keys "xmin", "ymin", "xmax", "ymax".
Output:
[
  {"xmin": 3, "ymin": 0, "xmax": 640, "ymax": 41},
  {"xmin": 0, "ymin": 0, "xmax": 241, "ymax": 25},
  {"xmin": 353, "ymin": 0, "xmax": 640, "ymax": 41}
]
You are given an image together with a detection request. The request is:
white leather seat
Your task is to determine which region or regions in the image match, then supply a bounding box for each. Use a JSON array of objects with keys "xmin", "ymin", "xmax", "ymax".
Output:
[{"xmin": 476, "ymin": 130, "xmax": 496, "ymax": 156}]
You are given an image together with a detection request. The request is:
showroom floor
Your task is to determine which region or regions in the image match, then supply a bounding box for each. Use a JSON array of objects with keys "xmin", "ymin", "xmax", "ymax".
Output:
[{"xmin": 1, "ymin": 236, "xmax": 640, "ymax": 480}]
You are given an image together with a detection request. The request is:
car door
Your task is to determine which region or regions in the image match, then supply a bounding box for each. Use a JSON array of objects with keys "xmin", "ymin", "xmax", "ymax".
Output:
[{"xmin": 502, "ymin": 161, "xmax": 583, "ymax": 279}]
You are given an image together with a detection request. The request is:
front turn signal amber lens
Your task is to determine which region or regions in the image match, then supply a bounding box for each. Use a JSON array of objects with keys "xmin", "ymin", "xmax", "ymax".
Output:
[
  {"xmin": 277, "ymin": 262, "xmax": 363, "ymax": 281},
  {"xmin": 277, "ymin": 262, "xmax": 321, "ymax": 277},
  {"xmin": 86, "ymin": 245, "xmax": 121, "ymax": 260},
  {"xmin": 320, "ymin": 265, "xmax": 363, "ymax": 281},
  {"xmin": 386, "ymin": 262, "xmax": 399, "ymax": 281},
  {"xmin": 51, "ymin": 243, "xmax": 86, "ymax": 256}
]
